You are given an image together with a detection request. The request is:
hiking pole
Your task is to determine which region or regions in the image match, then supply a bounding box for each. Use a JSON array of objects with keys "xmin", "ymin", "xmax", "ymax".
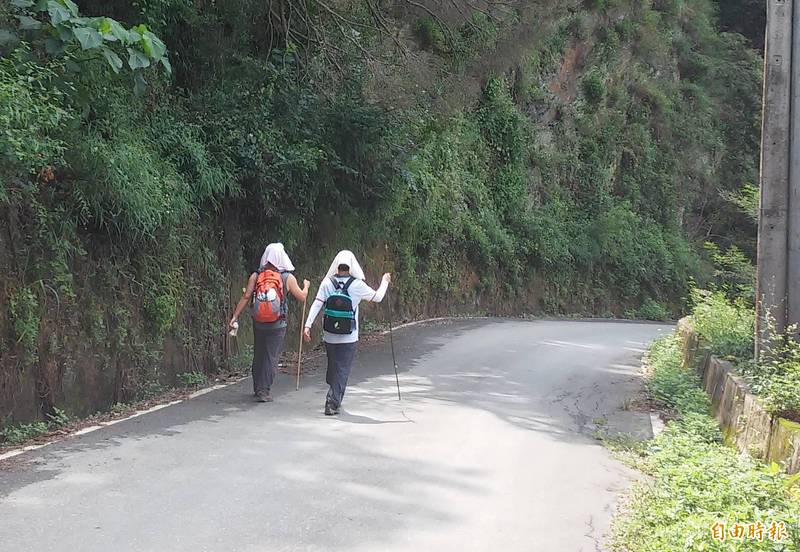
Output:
[
  {"xmin": 297, "ymin": 297, "xmax": 307, "ymax": 391},
  {"xmin": 387, "ymin": 297, "xmax": 401, "ymax": 400}
]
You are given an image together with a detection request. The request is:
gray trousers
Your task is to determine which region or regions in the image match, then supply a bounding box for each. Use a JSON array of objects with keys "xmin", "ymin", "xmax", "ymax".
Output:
[
  {"xmin": 252, "ymin": 326, "xmax": 287, "ymax": 394},
  {"xmin": 325, "ymin": 342, "xmax": 357, "ymax": 408}
]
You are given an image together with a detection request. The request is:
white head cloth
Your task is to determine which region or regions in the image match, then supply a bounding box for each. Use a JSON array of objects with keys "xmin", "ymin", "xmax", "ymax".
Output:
[
  {"xmin": 325, "ymin": 250, "xmax": 365, "ymax": 280},
  {"xmin": 259, "ymin": 243, "xmax": 295, "ymax": 272}
]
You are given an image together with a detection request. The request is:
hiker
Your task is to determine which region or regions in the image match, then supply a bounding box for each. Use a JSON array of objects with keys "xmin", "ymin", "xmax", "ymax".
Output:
[
  {"xmin": 304, "ymin": 250, "xmax": 391, "ymax": 415},
  {"xmin": 229, "ymin": 243, "xmax": 310, "ymax": 402}
]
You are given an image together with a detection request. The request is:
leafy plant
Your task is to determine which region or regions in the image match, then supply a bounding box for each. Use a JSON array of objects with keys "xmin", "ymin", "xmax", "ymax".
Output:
[
  {"xmin": 704, "ymin": 242, "xmax": 756, "ymax": 303},
  {"xmin": 744, "ymin": 330, "xmax": 800, "ymax": 421},
  {"xmin": 8, "ymin": 285, "xmax": 40, "ymax": 357},
  {"xmin": 0, "ymin": 420, "xmax": 50, "ymax": 445},
  {"xmin": 637, "ymin": 299, "xmax": 671, "ymax": 321},
  {"xmin": 415, "ymin": 18, "xmax": 447, "ymax": 53},
  {"xmin": 110, "ymin": 402, "xmax": 133, "ymax": 415},
  {"xmin": 690, "ymin": 289, "xmax": 754, "ymax": 361},
  {"xmin": 177, "ymin": 371, "xmax": 206, "ymax": 388},
  {"xmin": 721, "ymin": 183, "xmax": 759, "ymax": 224},
  {"xmin": 46, "ymin": 407, "xmax": 70, "ymax": 428},
  {"xmin": 581, "ymin": 69, "xmax": 606, "ymax": 104},
  {"xmin": 6, "ymin": 0, "xmax": 171, "ymax": 79},
  {"xmin": 0, "ymin": 50, "xmax": 70, "ymax": 181},
  {"xmin": 135, "ymin": 380, "xmax": 166, "ymax": 401},
  {"xmin": 1, "ymin": 407, "xmax": 69, "ymax": 445},
  {"xmin": 613, "ymin": 331, "xmax": 800, "ymax": 552},
  {"xmin": 646, "ymin": 335, "xmax": 711, "ymax": 417},
  {"xmin": 229, "ymin": 344, "xmax": 254, "ymax": 376}
]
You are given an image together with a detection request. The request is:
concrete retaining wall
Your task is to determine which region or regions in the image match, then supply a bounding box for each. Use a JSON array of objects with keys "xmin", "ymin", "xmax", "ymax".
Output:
[{"xmin": 676, "ymin": 318, "xmax": 800, "ymax": 474}]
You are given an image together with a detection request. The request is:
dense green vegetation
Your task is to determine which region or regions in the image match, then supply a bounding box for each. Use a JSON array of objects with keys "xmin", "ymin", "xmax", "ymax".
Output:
[
  {"xmin": 612, "ymin": 334, "xmax": 800, "ymax": 552},
  {"xmin": 0, "ymin": 0, "xmax": 763, "ymax": 427},
  {"xmin": 688, "ymin": 287, "xmax": 800, "ymax": 423}
]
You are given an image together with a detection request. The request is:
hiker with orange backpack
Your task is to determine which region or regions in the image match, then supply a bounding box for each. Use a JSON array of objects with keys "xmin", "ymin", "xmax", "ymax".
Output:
[{"xmin": 229, "ymin": 243, "xmax": 310, "ymax": 402}]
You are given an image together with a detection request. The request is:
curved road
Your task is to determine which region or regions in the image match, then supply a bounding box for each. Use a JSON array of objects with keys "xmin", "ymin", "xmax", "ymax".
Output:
[{"xmin": 0, "ymin": 319, "xmax": 669, "ymax": 551}]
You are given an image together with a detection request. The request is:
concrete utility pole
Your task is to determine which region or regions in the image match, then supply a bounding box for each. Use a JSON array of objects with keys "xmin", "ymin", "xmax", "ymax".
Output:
[
  {"xmin": 789, "ymin": 0, "xmax": 800, "ymax": 335},
  {"xmin": 757, "ymin": 0, "xmax": 795, "ymax": 355}
]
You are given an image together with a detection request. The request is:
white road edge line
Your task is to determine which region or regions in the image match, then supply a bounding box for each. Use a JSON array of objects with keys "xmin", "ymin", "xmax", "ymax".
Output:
[
  {"xmin": 380, "ymin": 316, "xmax": 489, "ymax": 335},
  {"xmin": 0, "ymin": 379, "xmax": 247, "ymax": 462}
]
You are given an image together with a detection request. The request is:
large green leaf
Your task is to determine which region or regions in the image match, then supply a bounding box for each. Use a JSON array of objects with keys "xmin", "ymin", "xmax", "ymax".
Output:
[
  {"xmin": 97, "ymin": 18, "xmax": 129, "ymax": 42},
  {"xmin": 141, "ymin": 31, "xmax": 166, "ymax": 59},
  {"xmin": 127, "ymin": 47, "xmax": 150, "ymax": 69},
  {"xmin": 10, "ymin": 0, "xmax": 35, "ymax": 8},
  {"xmin": 16, "ymin": 15, "xmax": 42, "ymax": 30},
  {"xmin": 101, "ymin": 47, "xmax": 123, "ymax": 72},
  {"xmin": 47, "ymin": 1, "xmax": 71, "ymax": 25},
  {"xmin": 58, "ymin": 0, "xmax": 79, "ymax": 17},
  {"xmin": 73, "ymin": 27, "xmax": 103, "ymax": 50}
]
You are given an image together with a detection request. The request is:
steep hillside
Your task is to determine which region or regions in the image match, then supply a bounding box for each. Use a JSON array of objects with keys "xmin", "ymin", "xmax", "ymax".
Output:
[{"xmin": 0, "ymin": 0, "xmax": 762, "ymax": 426}]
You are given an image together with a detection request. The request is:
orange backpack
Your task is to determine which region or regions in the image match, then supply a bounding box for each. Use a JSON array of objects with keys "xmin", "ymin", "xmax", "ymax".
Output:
[{"xmin": 251, "ymin": 269, "xmax": 285, "ymax": 324}]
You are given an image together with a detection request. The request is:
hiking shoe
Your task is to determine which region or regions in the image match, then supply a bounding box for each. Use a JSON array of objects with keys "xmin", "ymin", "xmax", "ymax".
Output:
[
  {"xmin": 256, "ymin": 392, "xmax": 269, "ymax": 403},
  {"xmin": 263, "ymin": 392, "xmax": 274, "ymax": 402},
  {"xmin": 324, "ymin": 404, "xmax": 335, "ymax": 416}
]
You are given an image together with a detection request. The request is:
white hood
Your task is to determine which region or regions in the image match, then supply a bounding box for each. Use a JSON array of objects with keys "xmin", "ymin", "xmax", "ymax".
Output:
[
  {"xmin": 259, "ymin": 243, "xmax": 295, "ymax": 272},
  {"xmin": 325, "ymin": 250, "xmax": 365, "ymax": 280}
]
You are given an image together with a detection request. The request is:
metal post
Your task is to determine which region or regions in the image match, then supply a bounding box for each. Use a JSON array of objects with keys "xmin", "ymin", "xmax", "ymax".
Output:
[{"xmin": 757, "ymin": 0, "xmax": 793, "ymax": 356}]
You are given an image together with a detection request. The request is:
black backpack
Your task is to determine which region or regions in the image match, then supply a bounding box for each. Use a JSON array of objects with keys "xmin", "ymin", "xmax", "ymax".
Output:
[{"xmin": 323, "ymin": 276, "xmax": 356, "ymax": 334}]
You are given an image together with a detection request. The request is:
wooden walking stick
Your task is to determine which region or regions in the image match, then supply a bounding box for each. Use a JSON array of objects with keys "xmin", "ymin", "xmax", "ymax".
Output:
[{"xmin": 296, "ymin": 298, "xmax": 308, "ymax": 391}]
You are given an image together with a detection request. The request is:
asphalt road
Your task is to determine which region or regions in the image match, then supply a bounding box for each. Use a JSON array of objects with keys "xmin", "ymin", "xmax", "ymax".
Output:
[{"xmin": 0, "ymin": 319, "xmax": 670, "ymax": 552}]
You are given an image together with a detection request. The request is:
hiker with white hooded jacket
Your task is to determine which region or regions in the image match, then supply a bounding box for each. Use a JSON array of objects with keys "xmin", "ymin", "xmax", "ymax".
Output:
[
  {"xmin": 229, "ymin": 243, "xmax": 310, "ymax": 402},
  {"xmin": 303, "ymin": 250, "xmax": 391, "ymax": 415}
]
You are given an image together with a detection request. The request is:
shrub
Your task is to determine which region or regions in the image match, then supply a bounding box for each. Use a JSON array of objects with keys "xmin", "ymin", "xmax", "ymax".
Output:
[
  {"xmin": 581, "ymin": 69, "xmax": 606, "ymax": 104},
  {"xmin": 766, "ymin": 369, "xmax": 800, "ymax": 421},
  {"xmin": 637, "ymin": 298, "xmax": 671, "ymax": 321},
  {"xmin": 704, "ymin": 242, "xmax": 756, "ymax": 304},
  {"xmin": 613, "ymin": 331, "xmax": 800, "ymax": 552},
  {"xmin": 748, "ymin": 334, "xmax": 800, "ymax": 421},
  {"xmin": 0, "ymin": 421, "xmax": 50, "ymax": 445},
  {"xmin": 177, "ymin": 371, "xmax": 207, "ymax": 388},
  {"xmin": 47, "ymin": 407, "xmax": 71, "ymax": 428},
  {"xmin": 9, "ymin": 285, "xmax": 40, "ymax": 357},
  {"xmin": 615, "ymin": 19, "xmax": 638, "ymax": 42},
  {"xmin": 0, "ymin": 52, "xmax": 70, "ymax": 182},
  {"xmin": 690, "ymin": 289, "xmax": 754, "ymax": 361},
  {"xmin": 415, "ymin": 18, "xmax": 447, "ymax": 53},
  {"xmin": 646, "ymin": 335, "xmax": 711, "ymax": 416}
]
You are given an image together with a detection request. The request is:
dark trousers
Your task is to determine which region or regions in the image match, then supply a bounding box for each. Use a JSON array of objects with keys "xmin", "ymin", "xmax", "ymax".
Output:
[
  {"xmin": 325, "ymin": 342, "xmax": 357, "ymax": 409},
  {"xmin": 252, "ymin": 326, "xmax": 287, "ymax": 394}
]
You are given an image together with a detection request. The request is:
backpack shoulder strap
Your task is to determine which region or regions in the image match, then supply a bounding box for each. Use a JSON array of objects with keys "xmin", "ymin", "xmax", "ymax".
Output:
[
  {"xmin": 330, "ymin": 276, "xmax": 342, "ymax": 290},
  {"xmin": 341, "ymin": 276, "xmax": 356, "ymax": 294}
]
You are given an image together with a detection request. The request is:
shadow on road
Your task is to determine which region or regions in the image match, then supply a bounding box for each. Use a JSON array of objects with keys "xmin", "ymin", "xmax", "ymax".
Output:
[{"xmin": 0, "ymin": 318, "xmax": 670, "ymax": 552}]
